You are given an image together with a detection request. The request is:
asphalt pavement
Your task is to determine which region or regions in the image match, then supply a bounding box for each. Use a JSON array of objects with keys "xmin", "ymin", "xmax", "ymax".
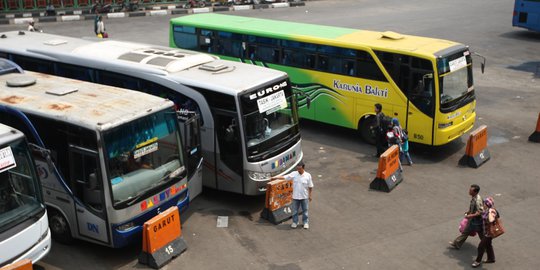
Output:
[{"xmin": 1, "ymin": 0, "xmax": 539, "ymax": 269}]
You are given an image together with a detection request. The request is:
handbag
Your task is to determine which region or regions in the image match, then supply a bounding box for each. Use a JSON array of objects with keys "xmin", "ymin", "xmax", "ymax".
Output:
[
  {"xmin": 459, "ymin": 217, "xmax": 477, "ymax": 236},
  {"xmin": 487, "ymin": 218, "xmax": 505, "ymax": 238}
]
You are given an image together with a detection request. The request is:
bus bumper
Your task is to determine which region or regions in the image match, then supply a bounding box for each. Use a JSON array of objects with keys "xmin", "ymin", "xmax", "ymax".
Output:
[
  {"xmin": 434, "ymin": 107, "xmax": 476, "ymax": 146},
  {"xmin": 111, "ymin": 189, "xmax": 189, "ymax": 248}
]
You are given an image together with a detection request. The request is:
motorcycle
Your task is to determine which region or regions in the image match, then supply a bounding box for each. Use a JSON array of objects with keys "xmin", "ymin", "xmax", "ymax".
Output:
[
  {"xmin": 183, "ymin": 0, "xmax": 206, "ymax": 8},
  {"xmin": 119, "ymin": 0, "xmax": 139, "ymax": 12},
  {"xmin": 91, "ymin": 0, "xmax": 112, "ymax": 13}
]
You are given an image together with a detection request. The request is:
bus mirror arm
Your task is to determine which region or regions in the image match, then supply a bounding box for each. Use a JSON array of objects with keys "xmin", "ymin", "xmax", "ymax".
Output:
[
  {"xmin": 293, "ymin": 89, "xmax": 311, "ymax": 109},
  {"xmin": 28, "ymin": 143, "xmax": 54, "ymax": 170},
  {"xmin": 472, "ymin": 52, "xmax": 486, "ymax": 74}
]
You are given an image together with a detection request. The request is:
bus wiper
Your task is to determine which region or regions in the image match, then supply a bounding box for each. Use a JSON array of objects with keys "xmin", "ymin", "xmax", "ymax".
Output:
[{"xmin": 125, "ymin": 191, "xmax": 148, "ymax": 207}]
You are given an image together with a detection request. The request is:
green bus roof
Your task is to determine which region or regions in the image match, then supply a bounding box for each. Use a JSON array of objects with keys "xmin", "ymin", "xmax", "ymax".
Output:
[{"xmin": 171, "ymin": 14, "xmax": 463, "ymax": 56}]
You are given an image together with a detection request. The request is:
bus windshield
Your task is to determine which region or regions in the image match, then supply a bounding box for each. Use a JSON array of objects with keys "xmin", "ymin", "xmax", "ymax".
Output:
[
  {"xmin": 437, "ymin": 51, "xmax": 474, "ymax": 111},
  {"xmin": 0, "ymin": 138, "xmax": 43, "ymax": 233},
  {"xmin": 104, "ymin": 108, "xmax": 185, "ymax": 208},
  {"xmin": 240, "ymin": 80, "xmax": 299, "ymax": 161}
]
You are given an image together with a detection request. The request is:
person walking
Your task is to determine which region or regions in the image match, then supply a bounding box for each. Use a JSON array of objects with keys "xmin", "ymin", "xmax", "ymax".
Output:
[
  {"xmin": 27, "ymin": 21, "xmax": 41, "ymax": 32},
  {"xmin": 392, "ymin": 117, "xmax": 413, "ymax": 165},
  {"xmin": 386, "ymin": 118, "xmax": 403, "ymax": 172},
  {"xmin": 96, "ymin": 15, "xmax": 106, "ymax": 37},
  {"xmin": 449, "ymin": 184, "xmax": 484, "ymax": 249},
  {"xmin": 472, "ymin": 197, "xmax": 498, "ymax": 268},
  {"xmin": 372, "ymin": 103, "xmax": 387, "ymax": 157},
  {"xmin": 271, "ymin": 161, "xmax": 313, "ymax": 229}
]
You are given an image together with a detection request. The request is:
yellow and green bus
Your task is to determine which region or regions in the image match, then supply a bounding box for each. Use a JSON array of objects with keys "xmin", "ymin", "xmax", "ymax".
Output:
[{"xmin": 169, "ymin": 14, "xmax": 477, "ymax": 146}]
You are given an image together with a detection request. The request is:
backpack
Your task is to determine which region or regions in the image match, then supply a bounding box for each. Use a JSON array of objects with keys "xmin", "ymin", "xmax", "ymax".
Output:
[
  {"xmin": 379, "ymin": 114, "xmax": 392, "ymax": 132},
  {"xmin": 401, "ymin": 129, "xmax": 409, "ymax": 141}
]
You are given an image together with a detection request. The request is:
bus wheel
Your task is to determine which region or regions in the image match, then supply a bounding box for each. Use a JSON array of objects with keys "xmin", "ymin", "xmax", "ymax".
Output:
[
  {"xmin": 49, "ymin": 209, "xmax": 73, "ymax": 244},
  {"xmin": 359, "ymin": 116, "xmax": 376, "ymax": 145}
]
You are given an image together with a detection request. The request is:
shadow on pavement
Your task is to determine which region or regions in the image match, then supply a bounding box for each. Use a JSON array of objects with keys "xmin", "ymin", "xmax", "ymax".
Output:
[{"xmin": 444, "ymin": 241, "xmax": 481, "ymax": 270}]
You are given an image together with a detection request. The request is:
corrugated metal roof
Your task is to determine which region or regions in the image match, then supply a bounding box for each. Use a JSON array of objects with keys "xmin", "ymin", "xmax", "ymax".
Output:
[{"xmin": 0, "ymin": 71, "xmax": 174, "ymax": 131}]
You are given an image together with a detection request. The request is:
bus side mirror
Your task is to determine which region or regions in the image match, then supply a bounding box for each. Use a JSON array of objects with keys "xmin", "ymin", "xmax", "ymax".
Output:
[
  {"xmin": 28, "ymin": 143, "xmax": 54, "ymax": 170},
  {"xmin": 225, "ymin": 119, "xmax": 236, "ymax": 141},
  {"xmin": 294, "ymin": 89, "xmax": 311, "ymax": 109},
  {"xmin": 472, "ymin": 51, "xmax": 486, "ymax": 74}
]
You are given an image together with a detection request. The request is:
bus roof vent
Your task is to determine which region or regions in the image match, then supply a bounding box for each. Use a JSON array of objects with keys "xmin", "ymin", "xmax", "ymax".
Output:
[
  {"xmin": 381, "ymin": 31, "xmax": 404, "ymax": 40},
  {"xmin": 199, "ymin": 62, "xmax": 227, "ymax": 72},
  {"xmin": 46, "ymin": 86, "xmax": 78, "ymax": 96},
  {"xmin": 44, "ymin": 39, "xmax": 68, "ymax": 46},
  {"xmin": 6, "ymin": 75, "xmax": 36, "ymax": 87}
]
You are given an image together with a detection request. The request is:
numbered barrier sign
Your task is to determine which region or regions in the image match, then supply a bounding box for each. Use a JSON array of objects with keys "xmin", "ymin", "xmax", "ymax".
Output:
[
  {"xmin": 459, "ymin": 125, "xmax": 490, "ymax": 168},
  {"xmin": 138, "ymin": 206, "xmax": 187, "ymax": 269},
  {"xmin": 261, "ymin": 179, "xmax": 295, "ymax": 224},
  {"xmin": 370, "ymin": 145, "xmax": 403, "ymax": 192},
  {"xmin": 0, "ymin": 259, "xmax": 32, "ymax": 270}
]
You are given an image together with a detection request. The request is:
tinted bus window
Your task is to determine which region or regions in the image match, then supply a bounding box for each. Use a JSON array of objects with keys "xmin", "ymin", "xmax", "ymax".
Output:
[{"xmin": 173, "ymin": 26, "xmax": 198, "ymax": 50}]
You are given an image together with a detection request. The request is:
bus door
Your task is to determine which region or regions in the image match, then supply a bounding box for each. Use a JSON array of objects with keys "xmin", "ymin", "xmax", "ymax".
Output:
[
  {"xmin": 177, "ymin": 112, "xmax": 203, "ymax": 200},
  {"xmin": 387, "ymin": 54, "xmax": 435, "ymax": 144},
  {"xmin": 405, "ymin": 73, "xmax": 435, "ymax": 144},
  {"xmin": 68, "ymin": 145, "xmax": 109, "ymax": 244},
  {"xmin": 213, "ymin": 109, "xmax": 243, "ymax": 193}
]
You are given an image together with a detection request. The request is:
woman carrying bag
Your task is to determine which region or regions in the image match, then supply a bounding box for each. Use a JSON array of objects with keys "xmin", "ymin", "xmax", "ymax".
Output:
[{"xmin": 472, "ymin": 196, "xmax": 503, "ymax": 268}]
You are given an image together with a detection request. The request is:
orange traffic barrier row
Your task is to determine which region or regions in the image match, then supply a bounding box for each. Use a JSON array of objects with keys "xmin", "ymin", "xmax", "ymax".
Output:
[
  {"xmin": 261, "ymin": 179, "xmax": 295, "ymax": 224},
  {"xmin": 460, "ymin": 125, "xmax": 490, "ymax": 168},
  {"xmin": 370, "ymin": 145, "xmax": 403, "ymax": 192},
  {"xmin": 0, "ymin": 259, "xmax": 32, "ymax": 270},
  {"xmin": 138, "ymin": 206, "xmax": 187, "ymax": 269},
  {"xmin": 529, "ymin": 112, "xmax": 540, "ymax": 143}
]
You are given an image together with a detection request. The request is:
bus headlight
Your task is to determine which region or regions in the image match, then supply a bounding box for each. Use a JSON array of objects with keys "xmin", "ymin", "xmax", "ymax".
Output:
[
  {"xmin": 438, "ymin": 121, "xmax": 453, "ymax": 129},
  {"xmin": 247, "ymin": 171, "xmax": 272, "ymax": 181},
  {"xmin": 117, "ymin": 222, "xmax": 135, "ymax": 232}
]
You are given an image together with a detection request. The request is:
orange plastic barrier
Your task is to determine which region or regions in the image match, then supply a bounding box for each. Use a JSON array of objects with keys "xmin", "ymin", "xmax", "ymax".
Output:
[
  {"xmin": 460, "ymin": 125, "xmax": 490, "ymax": 168},
  {"xmin": 370, "ymin": 145, "xmax": 403, "ymax": 192},
  {"xmin": 529, "ymin": 112, "xmax": 540, "ymax": 142},
  {"xmin": 0, "ymin": 259, "xmax": 32, "ymax": 270},
  {"xmin": 260, "ymin": 179, "xmax": 294, "ymax": 224},
  {"xmin": 138, "ymin": 206, "xmax": 187, "ymax": 269}
]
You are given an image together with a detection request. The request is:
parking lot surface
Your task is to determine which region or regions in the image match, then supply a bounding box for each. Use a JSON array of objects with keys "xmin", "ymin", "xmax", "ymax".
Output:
[{"xmin": 1, "ymin": 0, "xmax": 539, "ymax": 269}]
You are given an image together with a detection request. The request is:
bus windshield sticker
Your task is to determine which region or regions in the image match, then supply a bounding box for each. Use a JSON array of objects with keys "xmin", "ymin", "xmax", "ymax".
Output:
[
  {"xmin": 134, "ymin": 142, "xmax": 159, "ymax": 159},
  {"xmin": 0, "ymin": 146, "xmax": 16, "ymax": 173},
  {"xmin": 136, "ymin": 137, "xmax": 158, "ymax": 149},
  {"xmin": 257, "ymin": 90, "xmax": 288, "ymax": 114},
  {"xmin": 449, "ymin": 56, "xmax": 467, "ymax": 72}
]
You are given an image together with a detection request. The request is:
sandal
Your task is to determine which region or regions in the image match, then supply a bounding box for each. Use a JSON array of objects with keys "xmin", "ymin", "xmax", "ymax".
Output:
[{"xmin": 471, "ymin": 261, "xmax": 481, "ymax": 268}]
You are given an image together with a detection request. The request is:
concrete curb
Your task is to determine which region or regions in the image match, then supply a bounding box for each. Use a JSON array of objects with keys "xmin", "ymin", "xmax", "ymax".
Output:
[{"xmin": 3, "ymin": 1, "xmax": 306, "ymax": 25}]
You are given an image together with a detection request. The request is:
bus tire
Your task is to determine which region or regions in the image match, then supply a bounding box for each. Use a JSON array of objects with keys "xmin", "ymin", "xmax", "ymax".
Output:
[
  {"xmin": 359, "ymin": 116, "xmax": 376, "ymax": 145},
  {"xmin": 49, "ymin": 208, "xmax": 73, "ymax": 244}
]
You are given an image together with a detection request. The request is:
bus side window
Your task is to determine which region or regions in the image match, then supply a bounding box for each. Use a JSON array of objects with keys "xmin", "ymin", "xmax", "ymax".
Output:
[
  {"xmin": 97, "ymin": 70, "xmax": 140, "ymax": 90},
  {"xmin": 70, "ymin": 149, "xmax": 103, "ymax": 212},
  {"xmin": 217, "ymin": 31, "xmax": 243, "ymax": 57},
  {"xmin": 318, "ymin": 55, "xmax": 329, "ymax": 71},
  {"xmin": 56, "ymin": 63, "xmax": 93, "ymax": 82},
  {"xmin": 357, "ymin": 51, "xmax": 387, "ymax": 82},
  {"xmin": 173, "ymin": 25, "xmax": 198, "ymax": 50},
  {"xmin": 10, "ymin": 54, "xmax": 54, "ymax": 74},
  {"xmin": 198, "ymin": 29, "xmax": 214, "ymax": 53},
  {"xmin": 344, "ymin": 60, "xmax": 356, "ymax": 76}
]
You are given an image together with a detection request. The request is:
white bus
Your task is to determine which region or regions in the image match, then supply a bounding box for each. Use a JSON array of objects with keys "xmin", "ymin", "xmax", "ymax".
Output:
[
  {"xmin": 0, "ymin": 59, "xmax": 189, "ymax": 248},
  {"xmin": 0, "ymin": 121, "xmax": 51, "ymax": 267},
  {"xmin": 0, "ymin": 31, "xmax": 304, "ymax": 196}
]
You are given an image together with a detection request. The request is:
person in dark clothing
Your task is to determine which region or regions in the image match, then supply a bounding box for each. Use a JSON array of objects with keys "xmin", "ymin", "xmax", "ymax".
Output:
[
  {"xmin": 372, "ymin": 103, "xmax": 387, "ymax": 157},
  {"xmin": 450, "ymin": 184, "xmax": 484, "ymax": 249}
]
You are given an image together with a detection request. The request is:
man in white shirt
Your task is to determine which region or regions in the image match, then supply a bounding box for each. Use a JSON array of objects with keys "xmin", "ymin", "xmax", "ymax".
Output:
[{"xmin": 271, "ymin": 161, "xmax": 313, "ymax": 229}]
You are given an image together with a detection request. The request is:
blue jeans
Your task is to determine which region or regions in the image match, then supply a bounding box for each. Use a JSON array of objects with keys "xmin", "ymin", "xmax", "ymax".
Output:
[{"xmin": 292, "ymin": 199, "xmax": 309, "ymax": 224}]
